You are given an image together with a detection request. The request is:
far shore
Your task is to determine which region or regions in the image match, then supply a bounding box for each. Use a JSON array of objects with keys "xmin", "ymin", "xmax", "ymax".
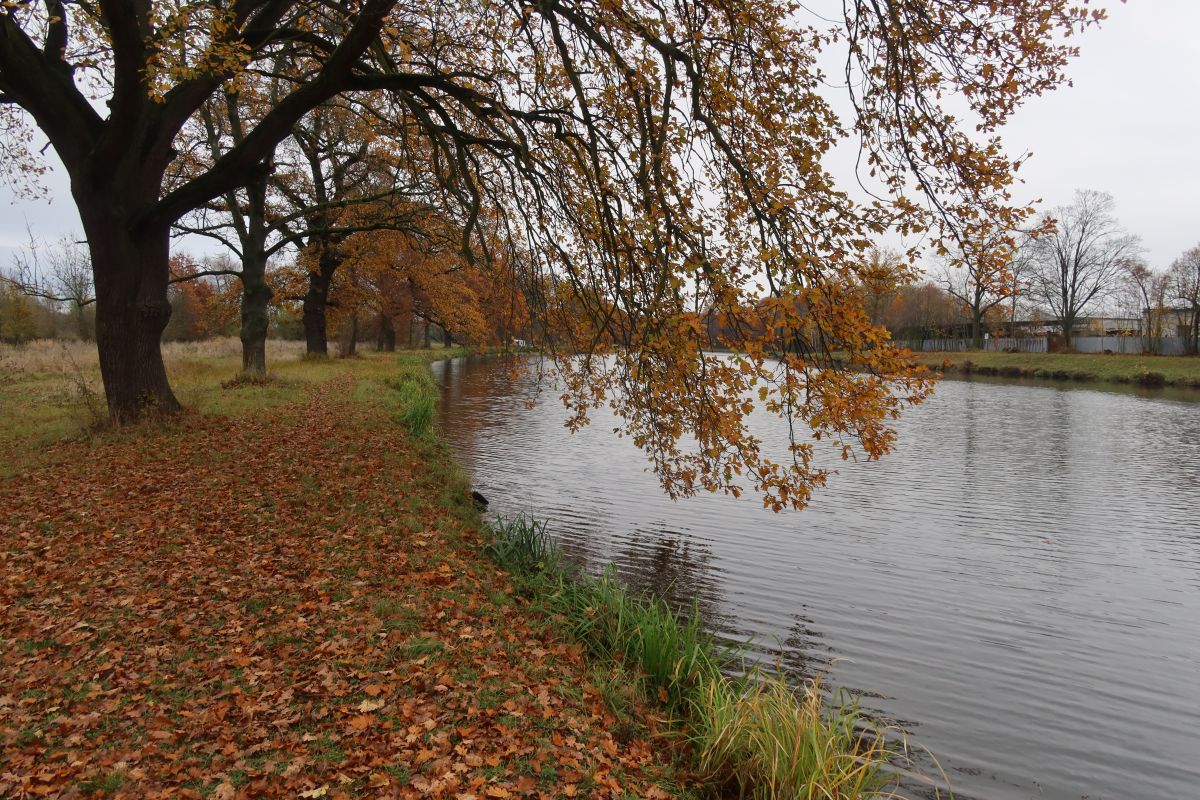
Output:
[{"xmin": 911, "ymin": 350, "xmax": 1200, "ymax": 390}]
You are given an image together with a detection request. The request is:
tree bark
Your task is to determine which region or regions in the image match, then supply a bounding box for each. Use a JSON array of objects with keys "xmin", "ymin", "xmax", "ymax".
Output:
[
  {"xmin": 235, "ymin": 172, "xmax": 273, "ymax": 375},
  {"xmin": 83, "ymin": 211, "xmax": 180, "ymax": 422},
  {"xmin": 303, "ymin": 278, "xmax": 329, "ymax": 356},
  {"xmin": 422, "ymin": 317, "xmax": 431, "ymax": 349},
  {"xmin": 970, "ymin": 312, "xmax": 983, "ymax": 349},
  {"xmin": 240, "ymin": 275, "xmax": 272, "ymax": 374},
  {"xmin": 341, "ymin": 311, "xmax": 358, "ymax": 357},
  {"xmin": 378, "ymin": 314, "xmax": 396, "ymax": 351},
  {"xmin": 302, "ymin": 238, "xmax": 343, "ymax": 356}
]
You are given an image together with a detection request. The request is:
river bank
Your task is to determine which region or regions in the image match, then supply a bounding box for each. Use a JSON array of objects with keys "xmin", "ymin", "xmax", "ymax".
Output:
[
  {"xmin": 0, "ymin": 349, "xmax": 700, "ymax": 798},
  {"xmin": 911, "ymin": 350, "xmax": 1200, "ymax": 388}
]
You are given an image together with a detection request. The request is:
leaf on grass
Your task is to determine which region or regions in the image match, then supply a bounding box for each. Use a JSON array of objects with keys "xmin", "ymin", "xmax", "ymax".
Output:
[{"xmin": 357, "ymin": 697, "xmax": 385, "ymax": 713}]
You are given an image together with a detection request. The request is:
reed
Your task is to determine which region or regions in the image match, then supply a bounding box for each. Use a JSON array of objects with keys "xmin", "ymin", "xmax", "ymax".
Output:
[
  {"xmin": 693, "ymin": 675, "xmax": 891, "ymax": 800},
  {"xmin": 485, "ymin": 514, "xmax": 896, "ymax": 799}
]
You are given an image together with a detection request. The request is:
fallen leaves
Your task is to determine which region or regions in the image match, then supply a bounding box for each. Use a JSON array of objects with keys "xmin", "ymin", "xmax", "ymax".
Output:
[{"xmin": 0, "ymin": 373, "xmax": 689, "ymax": 798}]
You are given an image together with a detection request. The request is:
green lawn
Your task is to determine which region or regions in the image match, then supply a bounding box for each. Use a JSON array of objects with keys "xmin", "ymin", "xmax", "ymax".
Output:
[{"xmin": 911, "ymin": 350, "xmax": 1200, "ymax": 388}]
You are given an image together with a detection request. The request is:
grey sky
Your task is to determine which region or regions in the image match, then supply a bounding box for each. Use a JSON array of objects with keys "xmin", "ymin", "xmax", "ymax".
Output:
[{"xmin": 1, "ymin": 1, "xmax": 1196, "ymax": 268}]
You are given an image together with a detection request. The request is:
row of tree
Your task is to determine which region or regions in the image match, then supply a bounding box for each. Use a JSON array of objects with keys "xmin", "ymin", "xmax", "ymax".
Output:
[{"xmin": 0, "ymin": 0, "xmax": 1104, "ymax": 509}]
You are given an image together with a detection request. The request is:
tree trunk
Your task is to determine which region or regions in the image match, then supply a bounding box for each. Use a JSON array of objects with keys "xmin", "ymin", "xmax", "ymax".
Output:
[
  {"xmin": 237, "ymin": 176, "xmax": 273, "ymax": 375},
  {"xmin": 84, "ymin": 215, "xmax": 181, "ymax": 422},
  {"xmin": 302, "ymin": 240, "xmax": 341, "ymax": 356},
  {"xmin": 379, "ymin": 314, "xmax": 396, "ymax": 352},
  {"xmin": 240, "ymin": 274, "xmax": 272, "ymax": 375},
  {"xmin": 970, "ymin": 311, "xmax": 984, "ymax": 349},
  {"xmin": 1185, "ymin": 304, "xmax": 1195, "ymax": 355},
  {"xmin": 444, "ymin": 329, "xmax": 453, "ymax": 348},
  {"xmin": 341, "ymin": 311, "xmax": 358, "ymax": 357},
  {"xmin": 73, "ymin": 302, "xmax": 89, "ymax": 340},
  {"xmin": 422, "ymin": 317, "xmax": 431, "ymax": 349},
  {"xmin": 303, "ymin": 279, "xmax": 328, "ymax": 355}
]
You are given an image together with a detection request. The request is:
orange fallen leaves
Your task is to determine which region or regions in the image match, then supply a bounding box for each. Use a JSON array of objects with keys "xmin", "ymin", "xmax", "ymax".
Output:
[{"xmin": 0, "ymin": 375, "xmax": 690, "ymax": 798}]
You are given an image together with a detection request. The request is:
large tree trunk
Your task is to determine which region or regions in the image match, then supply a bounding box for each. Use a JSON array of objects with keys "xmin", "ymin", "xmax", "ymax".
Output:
[
  {"xmin": 84, "ymin": 214, "xmax": 180, "ymax": 423},
  {"xmin": 340, "ymin": 311, "xmax": 358, "ymax": 357},
  {"xmin": 303, "ymin": 280, "xmax": 329, "ymax": 355},
  {"xmin": 237, "ymin": 177, "xmax": 273, "ymax": 375},
  {"xmin": 422, "ymin": 317, "xmax": 431, "ymax": 349}
]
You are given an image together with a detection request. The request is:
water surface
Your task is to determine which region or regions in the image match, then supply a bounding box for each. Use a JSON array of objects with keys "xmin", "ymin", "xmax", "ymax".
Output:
[{"xmin": 433, "ymin": 356, "xmax": 1200, "ymax": 800}]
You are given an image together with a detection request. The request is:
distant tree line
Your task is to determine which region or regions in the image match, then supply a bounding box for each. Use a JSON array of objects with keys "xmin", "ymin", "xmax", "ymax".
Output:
[{"xmin": 853, "ymin": 190, "xmax": 1200, "ymax": 354}]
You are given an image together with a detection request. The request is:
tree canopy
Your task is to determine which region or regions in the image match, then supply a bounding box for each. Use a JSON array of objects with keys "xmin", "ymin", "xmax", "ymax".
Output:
[{"xmin": 0, "ymin": 0, "xmax": 1101, "ymax": 507}]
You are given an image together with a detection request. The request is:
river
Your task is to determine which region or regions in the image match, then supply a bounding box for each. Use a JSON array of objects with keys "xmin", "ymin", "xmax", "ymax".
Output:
[{"xmin": 431, "ymin": 355, "xmax": 1200, "ymax": 800}]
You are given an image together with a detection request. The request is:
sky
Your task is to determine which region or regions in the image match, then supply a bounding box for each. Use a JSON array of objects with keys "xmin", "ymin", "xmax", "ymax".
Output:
[{"xmin": 1, "ymin": 1, "xmax": 1197, "ymax": 270}]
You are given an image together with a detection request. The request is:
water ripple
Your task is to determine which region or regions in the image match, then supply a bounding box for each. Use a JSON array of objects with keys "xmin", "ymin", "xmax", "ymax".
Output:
[{"xmin": 434, "ymin": 357, "xmax": 1200, "ymax": 800}]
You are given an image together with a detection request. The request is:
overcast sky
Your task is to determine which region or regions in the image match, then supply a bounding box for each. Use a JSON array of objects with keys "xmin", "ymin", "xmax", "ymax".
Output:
[{"xmin": 1, "ymin": 1, "xmax": 1197, "ymax": 269}]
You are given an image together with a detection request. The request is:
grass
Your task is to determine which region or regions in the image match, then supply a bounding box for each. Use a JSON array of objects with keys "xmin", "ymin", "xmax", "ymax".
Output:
[
  {"xmin": 486, "ymin": 515, "xmax": 896, "ymax": 800},
  {"xmin": 4, "ymin": 337, "xmax": 896, "ymax": 798},
  {"xmin": 911, "ymin": 350, "xmax": 1200, "ymax": 388},
  {"xmin": 2, "ymin": 343, "xmax": 699, "ymax": 798},
  {"xmin": 0, "ymin": 337, "xmax": 461, "ymax": 476}
]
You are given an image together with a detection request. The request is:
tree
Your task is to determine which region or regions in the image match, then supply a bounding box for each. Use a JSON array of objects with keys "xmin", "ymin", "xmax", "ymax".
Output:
[
  {"xmin": 1168, "ymin": 244, "xmax": 1200, "ymax": 355},
  {"xmin": 882, "ymin": 282, "xmax": 963, "ymax": 342},
  {"xmin": 936, "ymin": 228, "xmax": 1022, "ymax": 348},
  {"xmin": 1023, "ymin": 190, "xmax": 1141, "ymax": 347},
  {"xmin": 0, "ymin": 1, "xmax": 420, "ymax": 420},
  {"xmin": 174, "ymin": 89, "xmax": 438, "ymax": 370},
  {"xmin": 859, "ymin": 247, "xmax": 909, "ymax": 329},
  {"xmin": 2, "ymin": 1, "xmax": 1100, "ymax": 509},
  {"xmin": 5, "ymin": 234, "xmax": 95, "ymax": 339},
  {"xmin": 1122, "ymin": 260, "xmax": 1169, "ymax": 352},
  {"xmin": 0, "ymin": 281, "xmax": 40, "ymax": 343}
]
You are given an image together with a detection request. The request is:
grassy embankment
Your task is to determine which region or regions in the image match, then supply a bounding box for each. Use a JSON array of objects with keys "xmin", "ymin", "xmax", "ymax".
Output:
[
  {"xmin": 1, "ymin": 339, "xmax": 894, "ymax": 799},
  {"xmin": 911, "ymin": 350, "xmax": 1200, "ymax": 389}
]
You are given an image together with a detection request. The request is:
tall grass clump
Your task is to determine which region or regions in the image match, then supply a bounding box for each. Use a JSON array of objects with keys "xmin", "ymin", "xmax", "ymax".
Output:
[
  {"xmin": 387, "ymin": 368, "xmax": 437, "ymax": 436},
  {"xmin": 693, "ymin": 676, "xmax": 891, "ymax": 799},
  {"xmin": 485, "ymin": 515, "xmax": 897, "ymax": 799}
]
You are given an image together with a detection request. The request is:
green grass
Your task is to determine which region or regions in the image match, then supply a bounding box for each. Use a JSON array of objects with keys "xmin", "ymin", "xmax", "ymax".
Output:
[
  {"xmin": 0, "ymin": 339, "xmax": 466, "ymax": 476},
  {"xmin": 485, "ymin": 515, "xmax": 896, "ymax": 800},
  {"xmin": 913, "ymin": 350, "xmax": 1200, "ymax": 387}
]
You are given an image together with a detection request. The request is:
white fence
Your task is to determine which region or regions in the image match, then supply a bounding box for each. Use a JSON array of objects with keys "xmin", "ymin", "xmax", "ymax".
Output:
[
  {"xmin": 896, "ymin": 337, "xmax": 1047, "ymax": 353},
  {"xmin": 1071, "ymin": 336, "xmax": 1188, "ymax": 355},
  {"xmin": 898, "ymin": 336, "xmax": 1191, "ymax": 355}
]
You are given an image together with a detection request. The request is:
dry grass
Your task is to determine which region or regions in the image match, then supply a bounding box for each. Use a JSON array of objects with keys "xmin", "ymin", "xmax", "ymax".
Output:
[
  {"xmin": 0, "ymin": 340, "xmax": 427, "ymax": 478},
  {"xmin": 693, "ymin": 675, "xmax": 893, "ymax": 800},
  {"xmin": 0, "ymin": 337, "xmax": 305, "ymax": 375}
]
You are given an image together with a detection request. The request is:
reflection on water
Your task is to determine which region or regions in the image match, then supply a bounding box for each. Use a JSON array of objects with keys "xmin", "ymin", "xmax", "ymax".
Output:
[{"xmin": 433, "ymin": 355, "xmax": 1200, "ymax": 800}]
